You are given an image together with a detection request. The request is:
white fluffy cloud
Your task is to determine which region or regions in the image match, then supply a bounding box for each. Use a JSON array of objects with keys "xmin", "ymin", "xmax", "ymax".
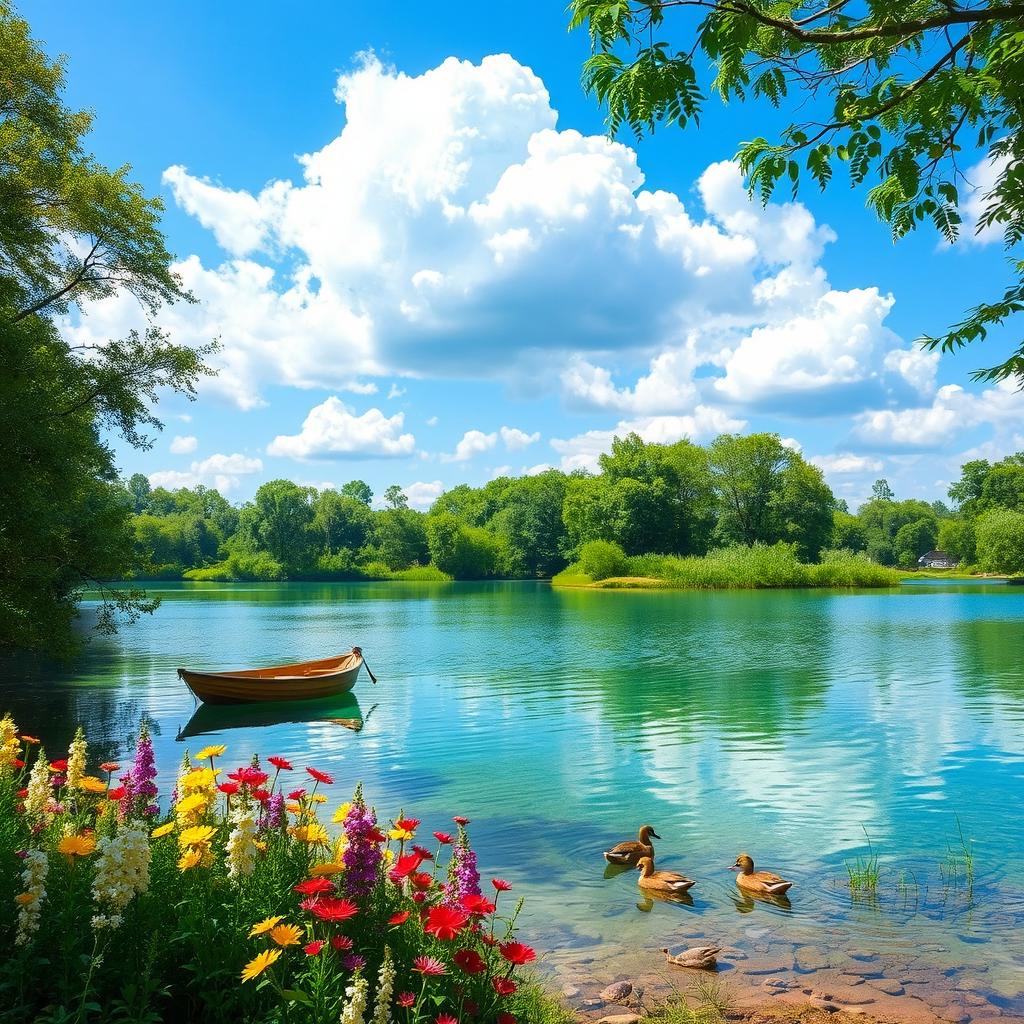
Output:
[
  {"xmin": 149, "ymin": 452, "xmax": 263, "ymax": 493},
  {"xmin": 499, "ymin": 426, "xmax": 539, "ymax": 450},
  {"xmin": 267, "ymin": 397, "xmax": 415, "ymax": 459},
  {"xmin": 810, "ymin": 453, "xmax": 884, "ymax": 474},
  {"xmin": 444, "ymin": 425, "xmax": 540, "ymax": 461},
  {"xmin": 959, "ymin": 151, "xmax": 1010, "ymax": 246},
  {"xmin": 404, "ymin": 480, "xmax": 444, "ymax": 509},
  {"xmin": 169, "ymin": 434, "xmax": 198, "ymax": 454}
]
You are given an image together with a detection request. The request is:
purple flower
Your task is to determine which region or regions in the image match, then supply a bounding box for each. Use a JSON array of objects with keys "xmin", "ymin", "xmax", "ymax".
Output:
[
  {"xmin": 120, "ymin": 724, "xmax": 158, "ymax": 820},
  {"xmin": 265, "ymin": 791, "xmax": 285, "ymax": 830},
  {"xmin": 342, "ymin": 783, "xmax": 382, "ymax": 898},
  {"xmin": 342, "ymin": 953, "xmax": 366, "ymax": 972},
  {"xmin": 442, "ymin": 825, "xmax": 481, "ymax": 906}
]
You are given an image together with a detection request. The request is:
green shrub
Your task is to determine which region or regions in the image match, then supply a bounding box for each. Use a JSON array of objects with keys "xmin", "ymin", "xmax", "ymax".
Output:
[
  {"xmin": 976, "ymin": 507, "xmax": 1024, "ymax": 574},
  {"xmin": 578, "ymin": 539, "xmax": 628, "ymax": 580},
  {"xmin": 183, "ymin": 551, "xmax": 286, "ymax": 582},
  {"xmin": 388, "ymin": 565, "xmax": 452, "ymax": 581}
]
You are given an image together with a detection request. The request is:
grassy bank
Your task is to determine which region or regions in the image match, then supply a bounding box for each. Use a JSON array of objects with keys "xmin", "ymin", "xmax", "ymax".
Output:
[
  {"xmin": 180, "ymin": 559, "xmax": 452, "ymax": 583},
  {"xmin": 553, "ymin": 543, "xmax": 902, "ymax": 590}
]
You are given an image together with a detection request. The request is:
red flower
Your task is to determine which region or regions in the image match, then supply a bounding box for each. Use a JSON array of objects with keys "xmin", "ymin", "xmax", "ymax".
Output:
[
  {"xmin": 49, "ymin": 759, "xmax": 68, "ymax": 772},
  {"xmin": 99, "ymin": 762, "xmax": 120, "ymax": 773},
  {"xmin": 411, "ymin": 844, "xmax": 434, "ymax": 860},
  {"xmin": 397, "ymin": 993, "xmax": 415, "ymax": 1008},
  {"xmin": 388, "ymin": 910, "xmax": 410, "ymax": 926},
  {"xmin": 394, "ymin": 817, "xmax": 420, "ymax": 832},
  {"xmin": 461, "ymin": 893, "xmax": 496, "ymax": 916},
  {"xmin": 268, "ymin": 755, "xmax": 293, "ymax": 771},
  {"xmin": 410, "ymin": 871, "xmax": 434, "ymax": 891},
  {"xmin": 12, "ymin": 759, "xmax": 24, "ymax": 770},
  {"xmin": 499, "ymin": 942, "xmax": 536, "ymax": 966},
  {"xmin": 412, "ymin": 955, "xmax": 447, "ymax": 977},
  {"xmin": 252, "ymin": 788, "xmax": 270, "ymax": 803},
  {"xmin": 305, "ymin": 766, "xmax": 334, "ymax": 785},
  {"xmin": 304, "ymin": 940, "xmax": 324, "ymax": 956},
  {"xmin": 366, "ymin": 827, "xmax": 387, "ymax": 844},
  {"xmin": 107, "ymin": 786, "xmax": 126, "ymax": 801},
  {"xmin": 287, "ymin": 788, "xmax": 307, "ymax": 801},
  {"xmin": 228, "ymin": 767, "xmax": 268, "ymax": 787},
  {"xmin": 330, "ymin": 934, "xmax": 354, "ymax": 951},
  {"xmin": 492, "ymin": 977, "xmax": 517, "ymax": 996},
  {"xmin": 453, "ymin": 815, "xmax": 470, "ymax": 826},
  {"xmin": 436, "ymin": 1015, "xmax": 458, "ymax": 1024},
  {"xmin": 433, "ymin": 831, "xmax": 453, "ymax": 844},
  {"xmin": 479, "ymin": 932, "xmax": 497, "ymax": 946},
  {"xmin": 424, "ymin": 905, "xmax": 469, "ymax": 941},
  {"xmin": 16, "ymin": 788, "xmax": 27, "ymax": 799},
  {"xmin": 294, "ymin": 877, "xmax": 334, "ymax": 895},
  {"xmin": 305, "ymin": 897, "xmax": 358, "ymax": 922},
  {"xmin": 217, "ymin": 782, "xmax": 240, "ymax": 795},
  {"xmin": 453, "ymin": 949, "xmax": 487, "ymax": 975},
  {"xmin": 497, "ymin": 1015, "xmax": 517, "ymax": 1024},
  {"xmin": 491, "ymin": 878, "xmax": 512, "ymax": 892},
  {"xmin": 391, "ymin": 852, "xmax": 426, "ymax": 878},
  {"xmin": 412, "ymin": 891, "xmax": 426, "ymax": 903}
]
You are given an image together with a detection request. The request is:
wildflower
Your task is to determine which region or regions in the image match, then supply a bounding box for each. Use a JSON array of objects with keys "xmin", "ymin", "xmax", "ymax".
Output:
[
  {"xmin": 308, "ymin": 861, "xmax": 345, "ymax": 876},
  {"xmin": 268, "ymin": 755, "xmax": 292, "ymax": 771},
  {"xmin": 453, "ymin": 949, "xmax": 487, "ymax": 975},
  {"xmin": 425, "ymin": 905, "xmax": 469, "ymax": 941},
  {"xmin": 497, "ymin": 1015, "xmax": 517, "ymax": 1024},
  {"xmin": 342, "ymin": 784, "xmax": 383, "ymax": 897},
  {"xmin": 309, "ymin": 793, "xmax": 327, "ymax": 805},
  {"xmin": 66, "ymin": 727, "xmax": 87, "ymax": 791},
  {"xmin": 388, "ymin": 910, "xmax": 410, "ymax": 925},
  {"xmin": 25, "ymin": 749, "xmax": 51, "ymax": 820},
  {"xmin": 294, "ymin": 877, "xmax": 334, "ymax": 895},
  {"xmin": 266, "ymin": 792, "xmax": 285, "ymax": 829},
  {"xmin": 397, "ymin": 993, "xmax": 415, "ymax": 1008},
  {"xmin": 499, "ymin": 941, "xmax": 536, "ymax": 966},
  {"xmin": 305, "ymin": 766, "xmax": 334, "ymax": 785},
  {"xmin": 413, "ymin": 956, "xmax": 446, "ymax": 977},
  {"xmin": 151, "ymin": 822, "xmax": 174, "ymax": 838},
  {"xmin": 442, "ymin": 826, "xmax": 481, "ymax": 907},
  {"xmin": 226, "ymin": 804, "xmax": 258, "ymax": 879},
  {"xmin": 331, "ymin": 934, "xmax": 354, "ymax": 951},
  {"xmin": 218, "ymin": 782, "xmax": 240, "ymax": 796},
  {"xmin": 79, "ymin": 776, "xmax": 108, "ymax": 794},
  {"xmin": 461, "ymin": 893, "xmax": 496, "ymax": 916},
  {"xmin": 492, "ymin": 977, "xmax": 517, "ymax": 996},
  {"xmin": 340, "ymin": 973, "xmax": 368, "ymax": 1024},
  {"xmin": 288, "ymin": 788, "xmax": 307, "ymax": 801},
  {"xmin": 15, "ymin": 892, "xmax": 35, "ymax": 905},
  {"xmin": 14, "ymin": 849, "xmax": 48, "ymax": 945},
  {"xmin": 227, "ymin": 766, "xmax": 268, "ymax": 788},
  {"xmin": 99, "ymin": 761, "xmax": 120, "ymax": 774},
  {"xmin": 0, "ymin": 715, "xmax": 21, "ymax": 773},
  {"xmin": 343, "ymin": 953, "xmax": 367, "ymax": 972},
  {"xmin": 240, "ymin": 948, "xmax": 281, "ymax": 983},
  {"xmin": 181, "ymin": 767, "xmax": 217, "ymax": 791},
  {"xmin": 333, "ymin": 801, "xmax": 353, "ymax": 823},
  {"xmin": 433, "ymin": 831, "xmax": 453, "ymax": 845},
  {"xmin": 269, "ymin": 923, "xmax": 303, "ymax": 947},
  {"xmin": 453, "ymin": 816, "xmax": 470, "ymax": 826},
  {"xmin": 411, "ymin": 844, "xmax": 433, "ymax": 860},
  {"xmin": 491, "ymin": 878, "xmax": 512, "ymax": 892},
  {"xmin": 49, "ymin": 758, "xmax": 68, "ymax": 773},
  {"xmin": 304, "ymin": 896, "xmax": 358, "ymax": 922},
  {"xmin": 391, "ymin": 852, "xmax": 426, "ymax": 879},
  {"xmin": 21, "ymin": 734, "xmax": 41, "ymax": 745},
  {"xmin": 410, "ymin": 871, "xmax": 433, "ymax": 891},
  {"xmin": 107, "ymin": 786, "xmax": 127, "ymax": 801},
  {"xmin": 178, "ymin": 848, "xmax": 203, "ymax": 871},
  {"xmin": 290, "ymin": 822, "xmax": 330, "ymax": 845},
  {"xmin": 178, "ymin": 825, "xmax": 216, "ymax": 848},
  {"xmin": 249, "ymin": 915, "xmax": 284, "ymax": 937},
  {"xmin": 121, "ymin": 725, "xmax": 159, "ymax": 819},
  {"xmin": 371, "ymin": 946, "xmax": 395, "ymax": 1024},
  {"xmin": 195, "ymin": 744, "xmax": 226, "ymax": 762},
  {"xmin": 304, "ymin": 940, "xmax": 324, "ymax": 956},
  {"xmin": 436, "ymin": 1015, "xmax": 458, "ymax": 1024},
  {"xmin": 57, "ymin": 833, "xmax": 97, "ymax": 857},
  {"xmin": 92, "ymin": 823, "xmax": 151, "ymax": 929}
]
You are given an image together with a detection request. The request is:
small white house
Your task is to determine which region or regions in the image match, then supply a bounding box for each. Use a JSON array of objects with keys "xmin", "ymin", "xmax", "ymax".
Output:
[{"xmin": 918, "ymin": 550, "xmax": 958, "ymax": 569}]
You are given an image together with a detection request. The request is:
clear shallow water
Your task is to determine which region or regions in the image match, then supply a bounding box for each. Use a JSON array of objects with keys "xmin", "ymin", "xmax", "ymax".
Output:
[{"xmin": 3, "ymin": 581, "xmax": 1023, "ymax": 1017}]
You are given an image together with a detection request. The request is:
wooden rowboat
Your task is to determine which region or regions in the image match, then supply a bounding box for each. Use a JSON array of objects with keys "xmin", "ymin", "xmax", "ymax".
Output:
[{"xmin": 177, "ymin": 648, "xmax": 369, "ymax": 706}]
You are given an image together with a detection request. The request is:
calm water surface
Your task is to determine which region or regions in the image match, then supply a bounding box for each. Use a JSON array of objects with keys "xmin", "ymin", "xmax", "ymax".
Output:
[{"xmin": 3, "ymin": 581, "xmax": 1023, "ymax": 1015}]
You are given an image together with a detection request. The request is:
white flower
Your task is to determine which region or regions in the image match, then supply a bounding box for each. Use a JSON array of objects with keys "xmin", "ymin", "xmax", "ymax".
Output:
[
  {"xmin": 24, "ymin": 749, "xmax": 51, "ymax": 821},
  {"xmin": 15, "ymin": 849, "xmax": 48, "ymax": 945},
  {"xmin": 340, "ymin": 973, "xmax": 368, "ymax": 1024},
  {"xmin": 91, "ymin": 824, "xmax": 151, "ymax": 928},
  {"xmin": 66, "ymin": 726, "xmax": 87, "ymax": 791},
  {"xmin": 225, "ymin": 804, "xmax": 258, "ymax": 880},
  {"xmin": 0, "ymin": 714, "xmax": 19, "ymax": 773},
  {"xmin": 372, "ymin": 946, "xmax": 395, "ymax": 1024}
]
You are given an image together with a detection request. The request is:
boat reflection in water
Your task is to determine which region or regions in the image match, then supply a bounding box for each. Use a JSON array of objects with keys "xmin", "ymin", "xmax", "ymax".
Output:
[{"xmin": 176, "ymin": 692, "xmax": 373, "ymax": 742}]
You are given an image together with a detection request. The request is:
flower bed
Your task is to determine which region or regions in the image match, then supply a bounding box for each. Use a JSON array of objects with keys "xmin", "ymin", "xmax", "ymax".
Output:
[{"xmin": 0, "ymin": 714, "xmax": 569, "ymax": 1024}]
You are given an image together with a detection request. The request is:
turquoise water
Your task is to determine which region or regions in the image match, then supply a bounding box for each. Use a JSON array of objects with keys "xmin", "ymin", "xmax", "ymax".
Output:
[{"xmin": 4, "ymin": 581, "xmax": 1023, "ymax": 1016}]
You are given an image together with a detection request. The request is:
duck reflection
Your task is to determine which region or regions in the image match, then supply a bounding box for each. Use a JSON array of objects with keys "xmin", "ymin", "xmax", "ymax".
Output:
[
  {"xmin": 636, "ymin": 891, "xmax": 695, "ymax": 912},
  {"xmin": 729, "ymin": 889, "xmax": 793, "ymax": 914},
  {"xmin": 177, "ymin": 693, "xmax": 372, "ymax": 741}
]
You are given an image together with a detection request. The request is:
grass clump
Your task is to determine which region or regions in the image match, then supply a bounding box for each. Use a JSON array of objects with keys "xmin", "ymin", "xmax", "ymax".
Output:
[
  {"xmin": 646, "ymin": 976, "xmax": 733, "ymax": 1024},
  {"xmin": 845, "ymin": 828, "xmax": 882, "ymax": 894},
  {"xmin": 940, "ymin": 815, "xmax": 975, "ymax": 891}
]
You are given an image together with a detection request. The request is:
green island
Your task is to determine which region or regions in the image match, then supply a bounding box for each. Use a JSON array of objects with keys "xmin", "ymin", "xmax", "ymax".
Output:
[{"xmin": 4, "ymin": 3, "xmax": 1024, "ymax": 1024}]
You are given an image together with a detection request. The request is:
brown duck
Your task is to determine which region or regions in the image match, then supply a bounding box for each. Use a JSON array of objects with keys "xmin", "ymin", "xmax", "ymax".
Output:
[
  {"xmin": 636, "ymin": 856, "xmax": 696, "ymax": 896},
  {"xmin": 731, "ymin": 853, "xmax": 793, "ymax": 896},
  {"xmin": 662, "ymin": 944, "xmax": 722, "ymax": 971},
  {"xmin": 603, "ymin": 825, "xmax": 660, "ymax": 866}
]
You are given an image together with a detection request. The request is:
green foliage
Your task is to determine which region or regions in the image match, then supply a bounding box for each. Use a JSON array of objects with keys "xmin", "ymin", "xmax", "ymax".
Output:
[
  {"xmin": 578, "ymin": 539, "xmax": 629, "ymax": 580},
  {"xmin": 426, "ymin": 513, "xmax": 505, "ymax": 578},
  {"xmin": 975, "ymin": 507, "xmax": 1024, "ymax": 572},
  {"xmin": 569, "ymin": 0, "xmax": 1024, "ymax": 385},
  {"xmin": 894, "ymin": 517, "xmax": 940, "ymax": 567}
]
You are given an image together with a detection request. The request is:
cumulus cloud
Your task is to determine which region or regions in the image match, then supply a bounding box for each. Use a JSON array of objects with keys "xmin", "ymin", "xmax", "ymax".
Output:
[
  {"xmin": 443, "ymin": 429, "xmax": 497, "ymax": 462},
  {"xmin": 404, "ymin": 480, "xmax": 444, "ymax": 509},
  {"xmin": 499, "ymin": 426, "xmax": 540, "ymax": 450},
  {"xmin": 170, "ymin": 434, "xmax": 198, "ymax": 454},
  {"xmin": 149, "ymin": 452, "xmax": 263, "ymax": 493},
  {"xmin": 267, "ymin": 397, "xmax": 416, "ymax": 459},
  {"xmin": 959, "ymin": 151, "xmax": 1010, "ymax": 246},
  {"xmin": 810, "ymin": 453, "xmax": 884, "ymax": 474},
  {"xmin": 551, "ymin": 407, "xmax": 746, "ymax": 473}
]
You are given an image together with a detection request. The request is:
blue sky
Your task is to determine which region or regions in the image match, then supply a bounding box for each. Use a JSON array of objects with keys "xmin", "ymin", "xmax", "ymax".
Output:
[{"xmin": 29, "ymin": 0, "xmax": 1024, "ymax": 509}]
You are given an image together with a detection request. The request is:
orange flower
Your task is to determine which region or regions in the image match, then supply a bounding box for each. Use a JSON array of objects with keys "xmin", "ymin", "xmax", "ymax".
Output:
[
  {"xmin": 269, "ymin": 923, "xmax": 303, "ymax": 947},
  {"xmin": 57, "ymin": 833, "xmax": 97, "ymax": 857}
]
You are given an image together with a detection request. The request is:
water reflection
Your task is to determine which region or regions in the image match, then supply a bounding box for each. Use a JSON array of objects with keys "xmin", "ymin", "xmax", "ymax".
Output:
[{"xmin": 176, "ymin": 693, "xmax": 369, "ymax": 741}]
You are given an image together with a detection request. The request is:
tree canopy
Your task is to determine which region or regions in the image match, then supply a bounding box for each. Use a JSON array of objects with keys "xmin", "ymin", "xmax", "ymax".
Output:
[{"xmin": 569, "ymin": 0, "xmax": 1024, "ymax": 385}]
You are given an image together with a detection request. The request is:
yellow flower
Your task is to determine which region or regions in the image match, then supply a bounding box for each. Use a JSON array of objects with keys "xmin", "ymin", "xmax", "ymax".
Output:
[
  {"xmin": 57, "ymin": 833, "xmax": 97, "ymax": 857},
  {"xmin": 178, "ymin": 848, "xmax": 203, "ymax": 871},
  {"xmin": 383, "ymin": 848, "xmax": 395, "ymax": 864},
  {"xmin": 79, "ymin": 776, "xmax": 108, "ymax": 794},
  {"xmin": 178, "ymin": 825, "xmax": 216, "ymax": 848},
  {"xmin": 388, "ymin": 827, "xmax": 414, "ymax": 842},
  {"xmin": 249, "ymin": 915, "xmax": 284, "ymax": 937},
  {"xmin": 332, "ymin": 801, "xmax": 352, "ymax": 824},
  {"xmin": 290, "ymin": 823, "xmax": 329, "ymax": 845},
  {"xmin": 285, "ymin": 801, "xmax": 302, "ymax": 815},
  {"xmin": 20, "ymin": 735, "xmax": 40, "ymax": 745},
  {"xmin": 241, "ymin": 948, "xmax": 281, "ymax": 983},
  {"xmin": 309, "ymin": 793, "xmax": 327, "ymax": 805},
  {"xmin": 15, "ymin": 892, "xmax": 36, "ymax": 905},
  {"xmin": 254, "ymin": 840, "xmax": 267, "ymax": 853},
  {"xmin": 151, "ymin": 822, "xmax": 175, "ymax": 839},
  {"xmin": 181, "ymin": 767, "xmax": 217, "ymax": 790},
  {"xmin": 269, "ymin": 923, "xmax": 303, "ymax": 947},
  {"xmin": 176, "ymin": 792, "xmax": 211, "ymax": 816},
  {"xmin": 308, "ymin": 861, "xmax": 345, "ymax": 876},
  {"xmin": 195, "ymin": 744, "xmax": 226, "ymax": 761}
]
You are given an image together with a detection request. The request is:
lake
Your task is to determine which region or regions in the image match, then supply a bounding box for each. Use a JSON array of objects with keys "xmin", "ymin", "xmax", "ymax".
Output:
[{"xmin": 4, "ymin": 581, "xmax": 1023, "ymax": 1020}]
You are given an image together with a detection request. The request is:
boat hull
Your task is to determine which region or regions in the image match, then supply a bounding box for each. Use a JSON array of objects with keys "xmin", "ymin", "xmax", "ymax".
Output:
[{"xmin": 178, "ymin": 653, "xmax": 362, "ymax": 705}]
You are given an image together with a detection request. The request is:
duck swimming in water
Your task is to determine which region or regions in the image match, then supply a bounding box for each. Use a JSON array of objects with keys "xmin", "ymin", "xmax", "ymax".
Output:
[
  {"xmin": 730, "ymin": 853, "xmax": 793, "ymax": 896},
  {"xmin": 636, "ymin": 856, "xmax": 696, "ymax": 896},
  {"xmin": 603, "ymin": 824, "xmax": 660, "ymax": 867}
]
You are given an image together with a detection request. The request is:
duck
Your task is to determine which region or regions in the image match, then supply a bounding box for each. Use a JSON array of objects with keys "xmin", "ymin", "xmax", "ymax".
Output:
[
  {"xmin": 662, "ymin": 944, "xmax": 722, "ymax": 971},
  {"xmin": 636, "ymin": 856, "xmax": 696, "ymax": 896},
  {"xmin": 731, "ymin": 853, "xmax": 793, "ymax": 896},
  {"xmin": 603, "ymin": 824, "xmax": 660, "ymax": 866}
]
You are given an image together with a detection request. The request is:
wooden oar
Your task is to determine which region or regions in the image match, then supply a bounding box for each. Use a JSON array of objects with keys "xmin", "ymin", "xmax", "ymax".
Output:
[{"xmin": 352, "ymin": 647, "xmax": 378, "ymax": 684}]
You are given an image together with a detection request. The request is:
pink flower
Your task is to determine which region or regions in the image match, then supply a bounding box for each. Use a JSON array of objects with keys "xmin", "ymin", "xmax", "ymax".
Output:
[
  {"xmin": 499, "ymin": 941, "xmax": 536, "ymax": 966},
  {"xmin": 304, "ymin": 940, "xmax": 324, "ymax": 956},
  {"xmin": 412, "ymin": 956, "xmax": 447, "ymax": 977},
  {"xmin": 268, "ymin": 755, "xmax": 293, "ymax": 771},
  {"xmin": 437, "ymin": 1016, "xmax": 458, "ymax": 1024},
  {"xmin": 491, "ymin": 878, "xmax": 512, "ymax": 892},
  {"xmin": 424, "ymin": 905, "xmax": 468, "ymax": 941},
  {"xmin": 330, "ymin": 935, "xmax": 354, "ymax": 951},
  {"xmin": 433, "ymin": 831, "xmax": 454, "ymax": 844},
  {"xmin": 397, "ymin": 993, "xmax": 415, "ymax": 1008},
  {"xmin": 461, "ymin": 893, "xmax": 496, "ymax": 916},
  {"xmin": 305, "ymin": 766, "xmax": 334, "ymax": 785},
  {"xmin": 453, "ymin": 815, "xmax": 470, "ymax": 826},
  {"xmin": 492, "ymin": 977, "xmax": 517, "ymax": 996},
  {"xmin": 453, "ymin": 949, "xmax": 487, "ymax": 975}
]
